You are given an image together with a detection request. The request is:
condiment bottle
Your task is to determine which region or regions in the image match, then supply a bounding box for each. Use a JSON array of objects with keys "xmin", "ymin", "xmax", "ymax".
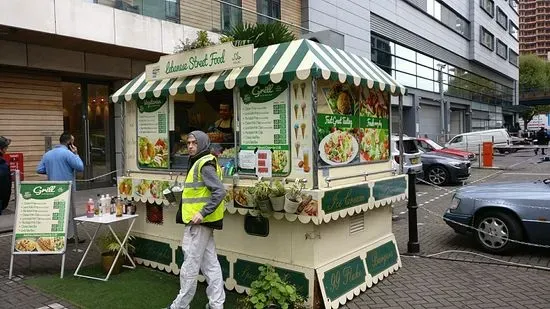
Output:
[
  {"xmin": 115, "ymin": 197, "xmax": 123, "ymax": 217},
  {"xmin": 86, "ymin": 198, "xmax": 95, "ymax": 218}
]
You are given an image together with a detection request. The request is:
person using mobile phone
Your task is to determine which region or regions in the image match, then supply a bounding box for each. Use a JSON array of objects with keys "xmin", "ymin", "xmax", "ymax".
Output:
[{"xmin": 36, "ymin": 132, "xmax": 84, "ymax": 243}]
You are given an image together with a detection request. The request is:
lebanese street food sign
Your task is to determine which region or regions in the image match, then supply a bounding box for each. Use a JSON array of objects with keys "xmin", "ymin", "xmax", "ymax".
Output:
[
  {"xmin": 12, "ymin": 182, "xmax": 71, "ymax": 255},
  {"xmin": 145, "ymin": 42, "xmax": 254, "ymax": 81}
]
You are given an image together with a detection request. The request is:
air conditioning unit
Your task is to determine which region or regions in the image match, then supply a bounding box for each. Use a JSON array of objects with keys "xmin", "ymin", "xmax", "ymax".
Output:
[{"xmin": 302, "ymin": 30, "xmax": 345, "ymax": 50}]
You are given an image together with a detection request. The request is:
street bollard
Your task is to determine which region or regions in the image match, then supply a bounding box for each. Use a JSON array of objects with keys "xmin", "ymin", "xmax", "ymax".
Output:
[{"xmin": 407, "ymin": 170, "xmax": 420, "ymax": 254}]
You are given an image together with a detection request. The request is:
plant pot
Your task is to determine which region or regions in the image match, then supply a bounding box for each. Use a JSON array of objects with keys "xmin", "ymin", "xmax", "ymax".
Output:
[
  {"xmin": 101, "ymin": 252, "xmax": 123, "ymax": 275},
  {"xmin": 284, "ymin": 194, "xmax": 302, "ymax": 214},
  {"xmin": 269, "ymin": 195, "xmax": 285, "ymax": 211},
  {"xmin": 256, "ymin": 198, "xmax": 272, "ymax": 213}
]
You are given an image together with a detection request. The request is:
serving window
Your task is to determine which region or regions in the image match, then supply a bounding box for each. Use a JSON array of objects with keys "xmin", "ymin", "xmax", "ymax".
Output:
[{"xmin": 135, "ymin": 90, "xmax": 236, "ymax": 171}]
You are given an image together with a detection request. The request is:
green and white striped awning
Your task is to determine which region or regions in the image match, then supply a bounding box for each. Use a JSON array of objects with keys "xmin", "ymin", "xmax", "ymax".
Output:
[{"xmin": 111, "ymin": 39, "xmax": 406, "ymax": 103}]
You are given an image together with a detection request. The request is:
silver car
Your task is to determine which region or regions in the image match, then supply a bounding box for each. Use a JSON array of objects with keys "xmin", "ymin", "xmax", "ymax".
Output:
[{"xmin": 444, "ymin": 179, "xmax": 550, "ymax": 253}]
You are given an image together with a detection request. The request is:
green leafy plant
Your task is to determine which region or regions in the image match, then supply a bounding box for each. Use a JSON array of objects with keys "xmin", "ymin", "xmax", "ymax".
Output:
[
  {"xmin": 98, "ymin": 232, "xmax": 135, "ymax": 255},
  {"xmin": 254, "ymin": 180, "xmax": 272, "ymax": 201},
  {"xmin": 223, "ymin": 23, "xmax": 296, "ymax": 48},
  {"xmin": 240, "ymin": 264, "xmax": 307, "ymax": 309},
  {"xmin": 286, "ymin": 181, "xmax": 304, "ymax": 202},
  {"xmin": 174, "ymin": 30, "xmax": 215, "ymax": 53},
  {"xmin": 270, "ymin": 180, "xmax": 286, "ymax": 198}
]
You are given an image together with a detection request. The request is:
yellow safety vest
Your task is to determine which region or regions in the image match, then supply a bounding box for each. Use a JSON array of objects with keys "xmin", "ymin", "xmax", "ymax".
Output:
[{"xmin": 180, "ymin": 154, "xmax": 225, "ymax": 224}]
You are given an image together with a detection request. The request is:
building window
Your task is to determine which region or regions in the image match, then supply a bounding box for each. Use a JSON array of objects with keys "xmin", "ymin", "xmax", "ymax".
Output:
[
  {"xmin": 426, "ymin": 0, "xmax": 470, "ymax": 38},
  {"xmin": 221, "ymin": 0, "xmax": 242, "ymax": 32},
  {"xmin": 509, "ymin": 49, "xmax": 518, "ymax": 67},
  {"xmin": 480, "ymin": 27, "xmax": 494, "ymax": 50},
  {"xmin": 257, "ymin": 0, "xmax": 281, "ymax": 24},
  {"xmin": 370, "ymin": 34, "xmax": 514, "ymax": 106},
  {"xmin": 509, "ymin": 21, "xmax": 518, "ymax": 41},
  {"xmin": 496, "ymin": 7, "xmax": 507, "ymax": 30},
  {"xmin": 496, "ymin": 40, "xmax": 507, "ymax": 59},
  {"xmin": 509, "ymin": 0, "xmax": 518, "ymax": 14},
  {"xmin": 480, "ymin": 0, "xmax": 494, "ymax": 17}
]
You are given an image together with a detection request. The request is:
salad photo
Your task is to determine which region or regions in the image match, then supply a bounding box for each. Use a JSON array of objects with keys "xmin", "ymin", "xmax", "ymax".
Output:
[
  {"xmin": 136, "ymin": 179, "xmax": 151, "ymax": 196},
  {"xmin": 359, "ymin": 87, "xmax": 389, "ymax": 118},
  {"xmin": 358, "ymin": 128, "xmax": 389, "ymax": 162},
  {"xmin": 319, "ymin": 130, "xmax": 359, "ymax": 165},
  {"xmin": 272, "ymin": 150, "xmax": 289, "ymax": 174},
  {"xmin": 150, "ymin": 180, "xmax": 171, "ymax": 199},
  {"xmin": 138, "ymin": 136, "xmax": 169, "ymax": 168}
]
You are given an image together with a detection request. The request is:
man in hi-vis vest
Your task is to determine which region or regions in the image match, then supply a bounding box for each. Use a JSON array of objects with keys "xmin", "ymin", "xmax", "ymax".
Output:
[{"xmin": 170, "ymin": 131, "xmax": 226, "ymax": 309}]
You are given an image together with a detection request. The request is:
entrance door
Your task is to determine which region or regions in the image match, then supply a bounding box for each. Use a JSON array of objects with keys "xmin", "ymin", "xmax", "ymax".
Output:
[{"xmin": 62, "ymin": 82, "xmax": 114, "ymax": 190}]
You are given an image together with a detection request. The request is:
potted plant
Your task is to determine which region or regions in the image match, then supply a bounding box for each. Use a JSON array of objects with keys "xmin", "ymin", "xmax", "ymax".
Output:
[
  {"xmin": 284, "ymin": 180, "xmax": 304, "ymax": 214},
  {"xmin": 98, "ymin": 232, "xmax": 135, "ymax": 275},
  {"xmin": 240, "ymin": 264, "xmax": 307, "ymax": 309},
  {"xmin": 254, "ymin": 180, "xmax": 272, "ymax": 213},
  {"xmin": 269, "ymin": 180, "xmax": 286, "ymax": 212}
]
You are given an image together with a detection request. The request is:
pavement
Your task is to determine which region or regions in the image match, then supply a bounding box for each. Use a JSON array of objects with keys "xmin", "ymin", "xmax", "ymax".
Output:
[{"xmin": 2, "ymin": 152, "xmax": 550, "ymax": 308}]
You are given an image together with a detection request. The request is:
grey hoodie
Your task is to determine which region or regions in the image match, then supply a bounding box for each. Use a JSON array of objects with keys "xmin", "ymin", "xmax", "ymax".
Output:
[{"xmin": 187, "ymin": 131, "xmax": 225, "ymax": 229}]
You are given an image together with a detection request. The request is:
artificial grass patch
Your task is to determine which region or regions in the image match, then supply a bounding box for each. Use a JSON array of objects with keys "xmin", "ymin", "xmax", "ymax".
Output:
[{"xmin": 25, "ymin": 265, "xmax": 244, "ymax": 309}]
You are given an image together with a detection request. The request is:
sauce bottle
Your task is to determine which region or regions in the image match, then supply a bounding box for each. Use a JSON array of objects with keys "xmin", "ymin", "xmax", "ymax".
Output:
[{"xmin": 86, "ymin": 198, "xmax": 95, "ymax": 218}]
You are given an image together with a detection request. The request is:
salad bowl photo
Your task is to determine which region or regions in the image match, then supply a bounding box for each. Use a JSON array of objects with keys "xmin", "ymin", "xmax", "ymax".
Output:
[{"xmin": 319, "ymin": 130, "xmax": 359, "ymax": 165}]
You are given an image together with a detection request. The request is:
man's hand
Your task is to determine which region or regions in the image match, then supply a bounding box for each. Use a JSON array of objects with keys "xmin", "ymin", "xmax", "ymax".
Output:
[
  {"xmin": 191, "ymin": 212, "xmax": 203, "ymax": 224},
  {"xmin": 69, "ymin": 144, "xmax": 78, "ymax": 154}
]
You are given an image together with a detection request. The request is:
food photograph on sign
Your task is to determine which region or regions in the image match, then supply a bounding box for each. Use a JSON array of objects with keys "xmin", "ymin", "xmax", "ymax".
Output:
[
  {"xmin": 15, "ymin": 236, "xmax": 64, "ymax": 252},
  {"xmin": 317, "ymin": 80, "xmax": 390, "ymax": 167}
]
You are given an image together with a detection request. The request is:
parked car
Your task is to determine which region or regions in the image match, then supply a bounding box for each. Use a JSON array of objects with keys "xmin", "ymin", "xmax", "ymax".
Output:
[
  {"xmin": 390, "ymin": 135, "xmax": 422, "ymax": 175},
  {"xmin": 414, "ymin": 137, "xmax": 476, "ymax": 161},
  {"xmin": 420, "ymin": 152, "xmax": 470, "ymax": 185},
  {"xmin": 443, "ymin": 179, "xmax": 550, "ymax": 253},
  {"xmin": 445, "ymin": 129, "xmax": 512, "ymax": 154}
]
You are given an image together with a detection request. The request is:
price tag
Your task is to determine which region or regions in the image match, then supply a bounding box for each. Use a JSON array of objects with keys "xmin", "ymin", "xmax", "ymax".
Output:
[{"xmin": 256, "ymin": 150, "xmax": 272, "ymax": 178}]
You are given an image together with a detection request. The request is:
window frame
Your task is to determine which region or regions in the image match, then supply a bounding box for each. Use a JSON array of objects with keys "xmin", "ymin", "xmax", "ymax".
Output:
[
  {"xmin": 256, "ymin": 0, "xmax": 281, "ymax": 24},
  {"xmin": 480, "ymin": 26, "xmax": 495, "ymax": 51},
  {"xmin": 509, "ymin": 49, "xmax": 519, "ymax": 67},
  {"xmin": 509, "ymin": 0, "xmax": 518, "ymax": 14},
  {"xmin": 509, "ymin": 21, "xmax": 518, "ymax": 41},
  {"xmin": 496, "ymin": 39, "xmax": 507, "ymax": 60},
  {"xmin": 496, "ymin": 6, "xmax": 507, "ymax": 30},
  {"xmin": 480, "ymin": 0, "xmax": 495, "ymax": 18},
  {"xmin": 220, "ymin": 0, "xmax": 243, "ymax": 33}
]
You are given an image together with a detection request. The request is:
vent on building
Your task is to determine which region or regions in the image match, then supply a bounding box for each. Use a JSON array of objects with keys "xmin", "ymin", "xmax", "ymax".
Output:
[
  {"xmin": 349, "ymin": 213, "xmax": 365, "ymax": 235},
  {"xmin": 302, "ymin": 30, "xmax": 345, "ymax": 50}
]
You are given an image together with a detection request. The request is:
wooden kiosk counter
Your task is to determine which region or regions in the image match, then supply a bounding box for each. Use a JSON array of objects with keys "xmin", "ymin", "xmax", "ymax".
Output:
[{"xmin": 111, "ymin": 40, "xmax": 408, "ymax": 309}]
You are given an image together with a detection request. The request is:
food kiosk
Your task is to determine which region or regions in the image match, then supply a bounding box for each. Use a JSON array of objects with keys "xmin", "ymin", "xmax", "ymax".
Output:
[{"xmin": 111, "ymin": 39, "xmax": 408, "ymax": 309}]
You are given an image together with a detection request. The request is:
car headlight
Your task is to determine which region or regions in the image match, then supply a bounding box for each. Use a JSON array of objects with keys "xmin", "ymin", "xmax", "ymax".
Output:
[{"xmin": 449, "ymin": 196, "xmax": 460, "ymax": 210}]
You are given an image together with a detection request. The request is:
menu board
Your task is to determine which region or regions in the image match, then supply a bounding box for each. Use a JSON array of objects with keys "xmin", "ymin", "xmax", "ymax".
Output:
[
  {"xmin": 239, "ymin": 82, "xmax": 290, "ymax": 176},
  {"xmin": 137, "ymin": 97, "xmax": 169, "ymax": 169},
  {"xmin": 290, "ymin": 80, "xmax": 313, "ymax": 174},
  {"xmin": 317, "ymin": 80, "xmax": 390, "ymax": 167},
  {"xmin": 12, "ymin": 182, "xmax": 71, "ymax": 254}
]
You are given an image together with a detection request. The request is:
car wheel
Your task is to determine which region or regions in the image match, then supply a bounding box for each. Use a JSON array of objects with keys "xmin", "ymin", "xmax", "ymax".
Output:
[
  {"xmin": 498, "ymin": 149, "xmax": 506, "ymax": 154},
  {"xmin": 474, "ymin": 211, "xmax": 522, "ymax": 254},
  {"xmin": 426, "ymin": 165, "xmax": 448, "ymax": 185}
]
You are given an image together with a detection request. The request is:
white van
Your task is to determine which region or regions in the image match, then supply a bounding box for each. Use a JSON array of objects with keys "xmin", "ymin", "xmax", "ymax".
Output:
[{"xmin": 445, "ymin": 129, "xmax": 511, "ymax": 153}]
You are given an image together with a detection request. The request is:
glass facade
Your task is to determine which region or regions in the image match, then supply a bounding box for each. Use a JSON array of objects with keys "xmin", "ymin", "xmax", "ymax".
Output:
[
  {"xmin": 426, "ymin": 0, "xmax": 470, "ymax": 38},
  {"xmin": 371, "ymin": 35, "xmax": 514, "ymax": 106},
  {"xmin": 91, "ymin": 0, "xmax": 180, "ymax": 23}
]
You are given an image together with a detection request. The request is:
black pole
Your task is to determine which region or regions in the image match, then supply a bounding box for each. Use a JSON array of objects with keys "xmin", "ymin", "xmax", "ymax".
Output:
[{"xmin": 407, "ymin": 171, "xmax": 420, "ymax": 253}]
